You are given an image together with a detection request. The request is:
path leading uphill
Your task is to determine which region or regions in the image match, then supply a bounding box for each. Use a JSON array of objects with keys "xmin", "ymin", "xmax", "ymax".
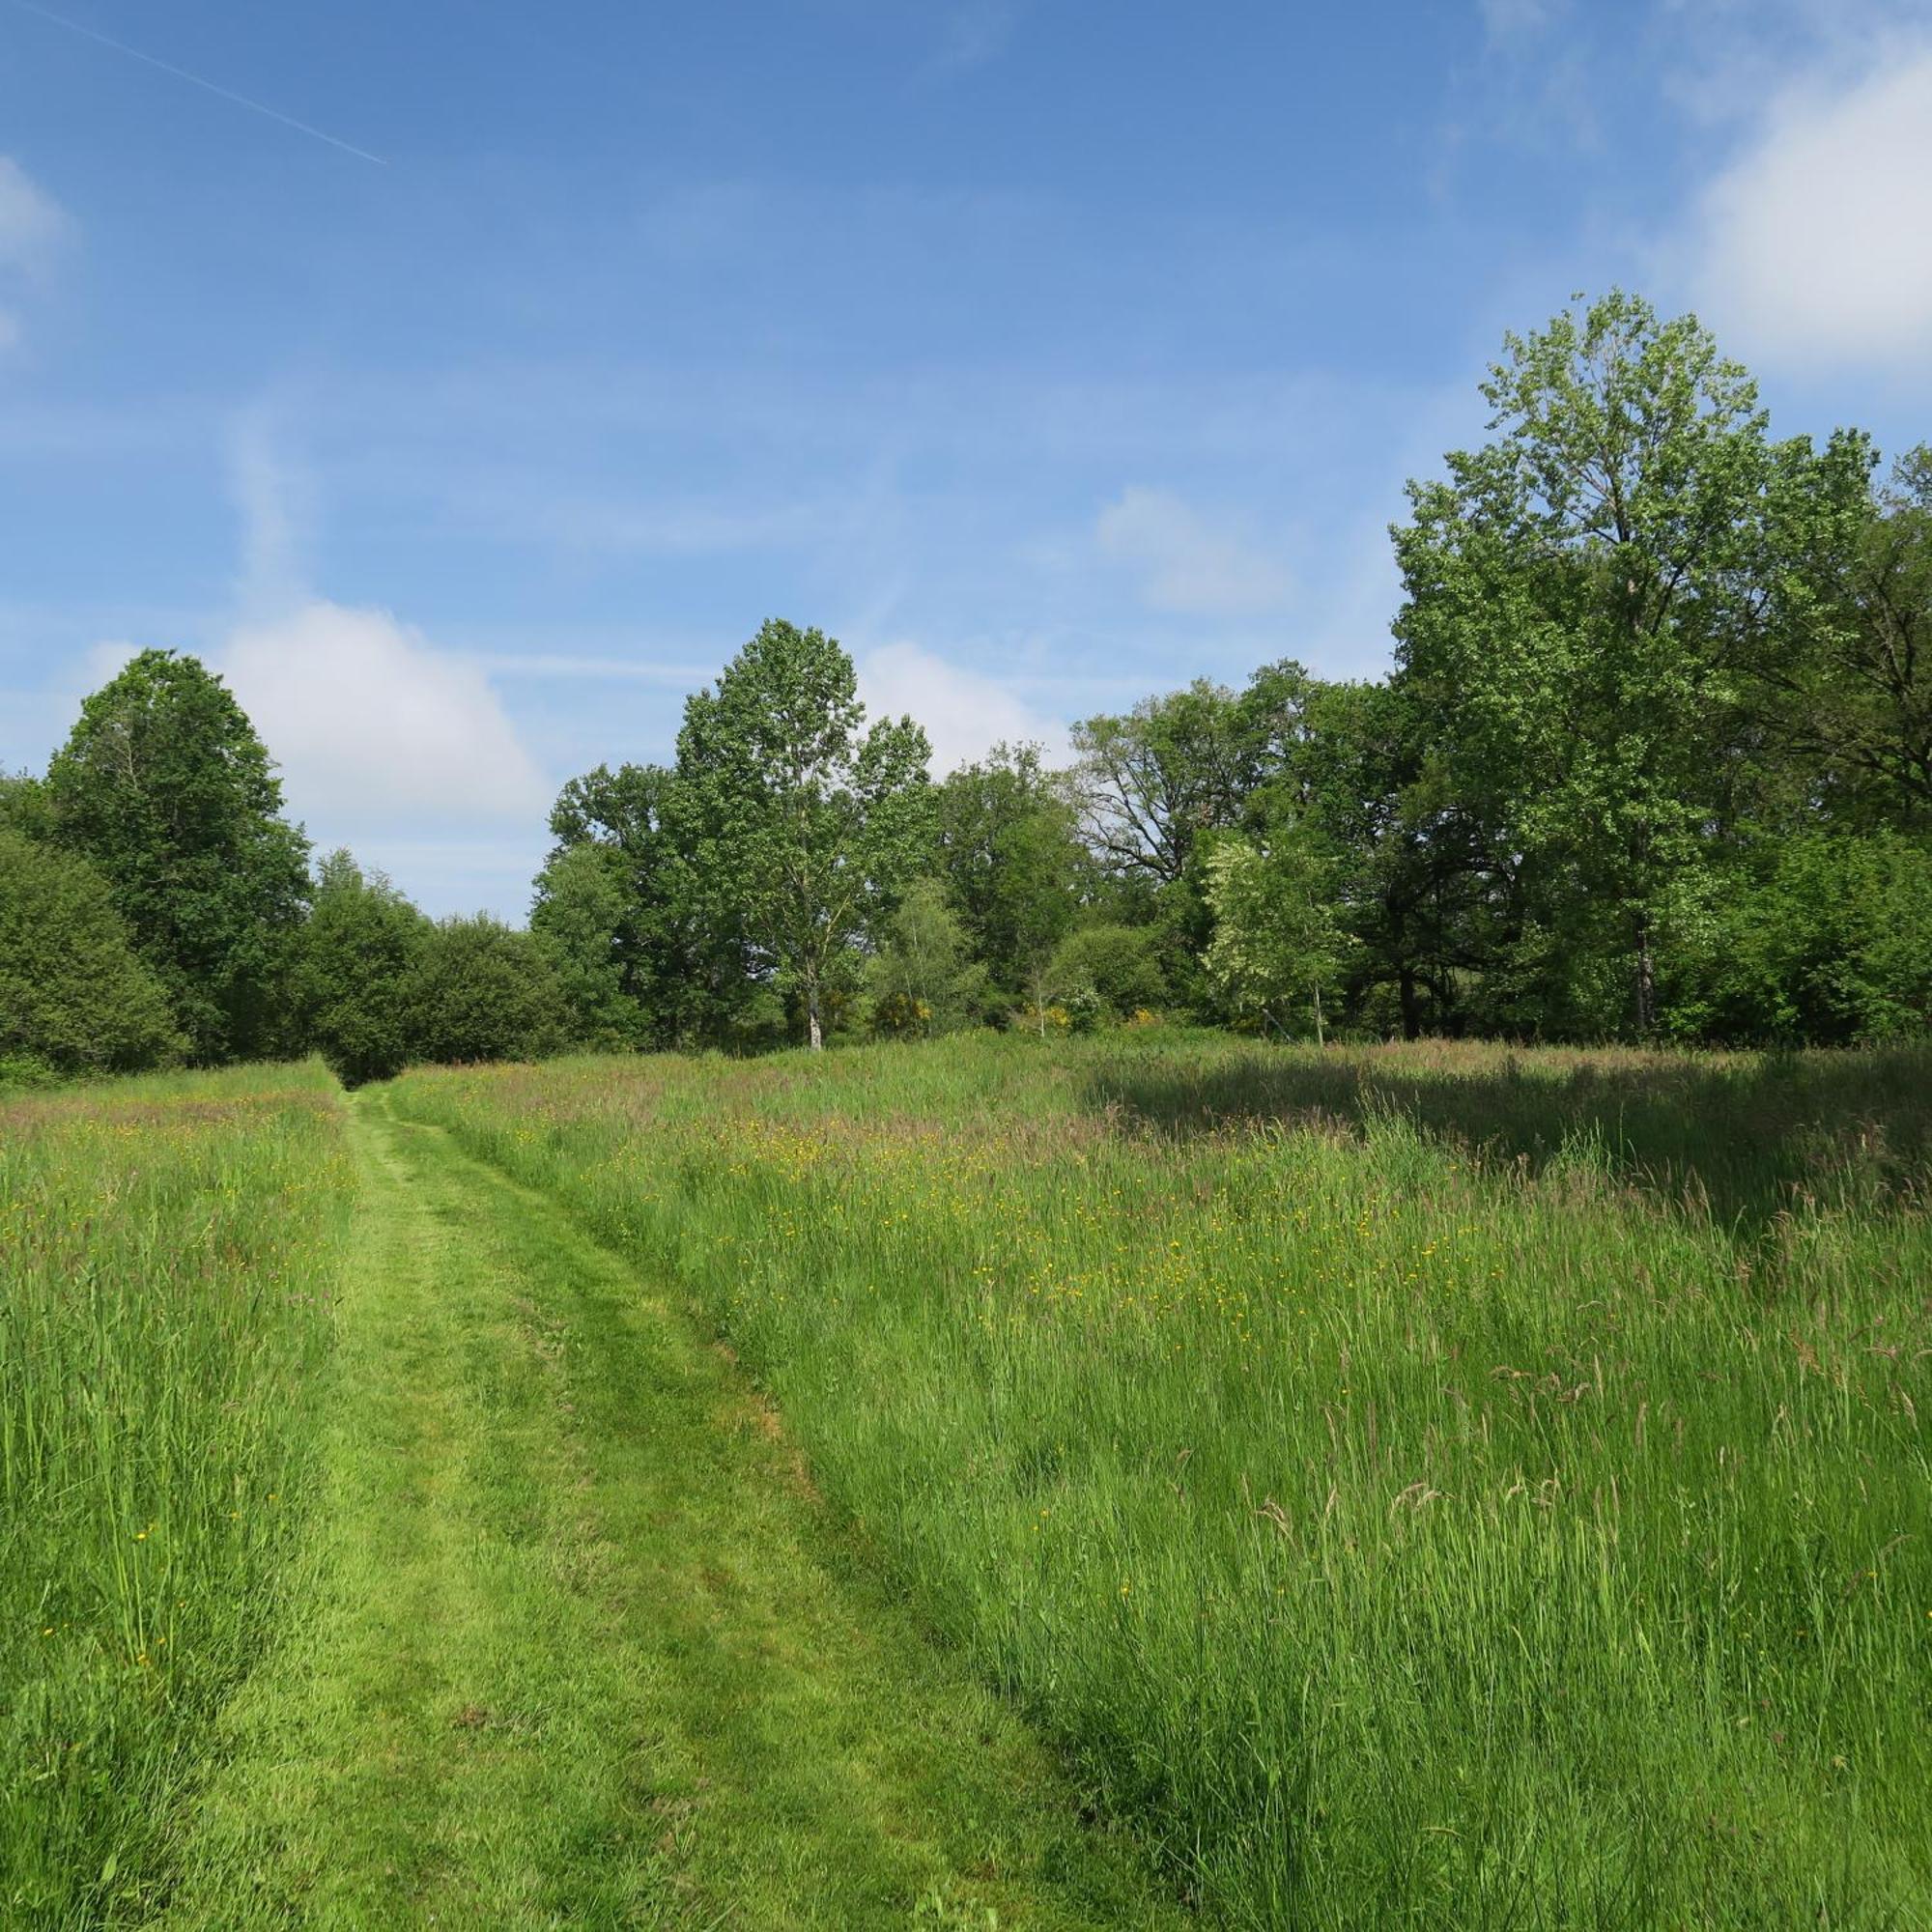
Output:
[{"xmin": 158, "ymin": 1091, "xmax": 1178, "ymax": 1929}]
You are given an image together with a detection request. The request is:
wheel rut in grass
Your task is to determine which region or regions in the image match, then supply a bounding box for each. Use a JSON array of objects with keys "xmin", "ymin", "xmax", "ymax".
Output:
[{"xmin": 158, "ymin": 1089, "xmax": 1179, "ymax": 1930}]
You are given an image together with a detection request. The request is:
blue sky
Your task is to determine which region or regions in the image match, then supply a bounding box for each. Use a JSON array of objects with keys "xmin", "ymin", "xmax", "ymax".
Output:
[{"xmin": 3, "ymin": 0, "xmax": 1930, "ymax": 916}]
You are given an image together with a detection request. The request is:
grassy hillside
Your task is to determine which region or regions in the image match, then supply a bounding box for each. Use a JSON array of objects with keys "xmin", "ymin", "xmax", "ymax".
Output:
[
  {"xmin": 0, "ymin": 1065, "xmax": 351, "ymax": 1926},
  {"xmin": 391, "ymin": 1033, "xmax": 1932, "ymax": 1928}
]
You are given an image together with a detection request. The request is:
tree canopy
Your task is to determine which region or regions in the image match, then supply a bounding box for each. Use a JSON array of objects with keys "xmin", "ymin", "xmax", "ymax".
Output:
[{"xmin": 11, "ymin": 294, "xmax": 1930, "ymax": 1073}]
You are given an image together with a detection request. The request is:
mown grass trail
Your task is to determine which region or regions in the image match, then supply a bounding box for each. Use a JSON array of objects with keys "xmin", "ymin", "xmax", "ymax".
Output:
[{"xmin": 159, "ymin": 1089, "xmax": 1178, "ymax": 1930}]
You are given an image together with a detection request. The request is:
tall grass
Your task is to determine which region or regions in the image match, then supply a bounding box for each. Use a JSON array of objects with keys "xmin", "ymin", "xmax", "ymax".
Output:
[
  {"xmin": 392, "ymin": 1034, "xmax": 1932, "ymax": 1928},
  {"xmin": 0, "ymin": 1064, "xmax": 351, "ymax": 1926}
]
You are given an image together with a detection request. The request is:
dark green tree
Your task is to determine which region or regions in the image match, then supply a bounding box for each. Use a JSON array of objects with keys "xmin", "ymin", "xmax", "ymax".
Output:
[
  {"xmin": 404, "ymin": 915, "xmax": 568, "ymax": 1065},
  {"xmin": 1046, "ymin": 923, "xmax": 1167, "ymax": 1019},
  {"xmin": 1748, "ymin": 441, "xmax": 1932, "ymax": 832},
  {"xmin": 537, "ymin": 761, "xmax": 731, "ymax": 1045},
  {"xmin": 44, "ymin": 650, "xmax": 309, "ymax": 1061},
  {"xmin": 292, "ymin": 851, "xmax": 429, "ymax": 1085},
  {"xmin": 0, "ymin": 829, "xmax": 183, "ymax": 1076},
  {"xmin": 934, "ymin": 743, "xmax": 1084, "ymax": 1018},
  {"xmin": 531, "ymin": 840, "xmax": 650, "ymax": 1051}
]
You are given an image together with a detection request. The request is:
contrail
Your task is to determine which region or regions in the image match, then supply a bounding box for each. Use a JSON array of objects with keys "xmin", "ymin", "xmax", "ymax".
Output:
[{"xmin": 8, "ymin": 0, "xmax": 387, "ymax": 165}]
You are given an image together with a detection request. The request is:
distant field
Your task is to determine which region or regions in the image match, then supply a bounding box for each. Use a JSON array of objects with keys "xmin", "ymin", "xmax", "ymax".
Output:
[
  {"xmin": 0, "ymin": 1065, "xmax": 351, "ymax": 1925},
  {"xmin": 391, "ymin": 1033, "xmax": 1932, "ymax": 1928}
]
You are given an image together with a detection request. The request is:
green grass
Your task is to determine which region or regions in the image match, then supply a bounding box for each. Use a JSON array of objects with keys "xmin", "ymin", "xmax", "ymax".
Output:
[
  {"xmin": 159, "ymin": 1089, "xmax": 1181, "ymax": 1929},
  {"xmin": 0, "ymin": 1064, "xmax": 351, "ymax": 1926},
  {"xmin": 388, "ymin": 1032, "xmax": 1932, "ymax": 1929}
]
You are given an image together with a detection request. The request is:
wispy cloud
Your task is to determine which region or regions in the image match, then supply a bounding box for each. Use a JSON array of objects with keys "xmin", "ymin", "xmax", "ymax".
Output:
[
  {"xmin": 1094, "ymin": 487, "xmax": 1293, "ymax": 619},
  {"xmin": 0, "ymin": 156, "xmax": 69, "ymax": 350},
  {"xmin": 0, "ymin": 156, "xmax": 65, "ymax": 270},
  {"xmin": 857, "ymin": 639, "xmax": 1066, "ymax": 771}
]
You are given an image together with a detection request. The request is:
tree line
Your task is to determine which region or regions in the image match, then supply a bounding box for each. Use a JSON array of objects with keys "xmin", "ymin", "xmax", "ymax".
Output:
[{"xmin": 3, "ymin": 291, "xmax": 1927, "ymax": 1083}]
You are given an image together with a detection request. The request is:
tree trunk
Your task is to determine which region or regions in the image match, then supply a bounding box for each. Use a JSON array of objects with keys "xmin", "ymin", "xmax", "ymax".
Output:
[
  {"xmin": 807, "ymin": 975, "xmax": 823, "ymax": 1052},
  {"xmin": 1398, "ymin": 965, "xmax": 1420, "ymax": 1041},
  {"xmin": 1311, "ymin": 982, "xmax": 1325, "ymax": 1048},
  {"xmin": 1634, "ymin": 914, "xmax": 1656, "ymax": 1038}
]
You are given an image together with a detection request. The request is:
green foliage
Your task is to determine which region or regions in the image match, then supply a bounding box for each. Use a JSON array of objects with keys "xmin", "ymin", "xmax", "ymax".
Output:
[
  {"xmin": 1044, "ymin": 922, "xmax": 1165, "ymax": 1019},
  {"xmin": 293, "ymin": 851, "xmax": 429, "ymax": 1085},
  {"xmin": 866, "ymin": 877, "xmax": 986, "ymax": 1037},
  {"xmin": 1202, "ymin": 828, "xmax": 1349, "ymax": 1040},
  {"xmin": 1670, "ymin": 833, "xmax": 1932, "ymax": 1043},
  {"xmin": 0, "ymin": 769, "xmax": 53, "ymax": 840},
  {"xmin": 1751, "ymin": 442, "xmax": 1932, "ymax": 831},
  {"xmin": 43, "ymin": 650, "xmax": 308, "ymax": 1063},
  {"xmin": 530, "ymin": 841, "xmax": 649, "ymax": 1051},
  {"xmin": 1394, "ymin": 290, "xmax": 1793, "ymax": 1036},
  {"xmin": 404, "ymin": 915, "xmax": 568, "ymax": 1065},
  {"xmin": 675, "ymin": 620, "xmax": 933, "ymax": 1049},
  {"xmin": 935, "ymin": 743, "xmax": 1082, "ymax": 1021},
  {"xmin": 0, "ymin": 829, "xmax": 183, "ymax": 1074},
  {"xmin": 1070, "ymin": 675, "xmax": 1267, "ymax": 885}
]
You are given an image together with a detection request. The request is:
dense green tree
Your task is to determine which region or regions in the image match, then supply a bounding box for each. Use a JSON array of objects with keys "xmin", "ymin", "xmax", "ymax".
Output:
[
  {"xmin": 293, "ymin": 851, "xmax": 429, "ymax": 1085},
  {"xmin": 675, "ymin": 621, "xmax": 932, "ymax": 1050},
  {"xmin": 43, "ymin": 650, "xmax": 308, "ymax": 1062},
  {"xmin": 0, "ymin": 771, "xmax": 53, "ymax": 840},
  {"xmin": 404, "ymin": 915, "xmax": 568, "ymax": 1065},
  {"xmin": 540, "ymin": 761, "xmax": 733, "ymax": 1043},
  {"xmin": 1748, "ymin": 441, "xmax": 1932, "ymax": 832},
  {"xmin": 1393, "ymin": 292, "xmax": 1799, "ymax": 1036},
  {"xmin": 531, "ymin": 841, "xmax": 649, "ymax": 1051},
  {"xmin": 1667, "ymin": 832, "xmax": 1932, "ymax": 1044},
  {"xmin": 1069, "ymin": 678, "xmax": 1261, "ymax": 887},
  {"xmin": 0, "ymin": 829, "xmax": 183, "ymax": 1076},
  {"xmin": 934, "ymin": 744, "xmax": 1084, "ymax": 1014}
]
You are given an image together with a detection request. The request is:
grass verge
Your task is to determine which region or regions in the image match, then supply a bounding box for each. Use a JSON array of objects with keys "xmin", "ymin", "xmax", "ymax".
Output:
[{"xmin": 0, "ymin": 1064, "xmax": 350, "ymax": 1926}]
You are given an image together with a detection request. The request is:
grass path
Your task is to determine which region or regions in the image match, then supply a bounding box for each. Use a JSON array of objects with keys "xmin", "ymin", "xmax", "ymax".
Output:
[{"xmin": 156, "ymin": 1091, "xmax": 1179, "ymax": 1930}]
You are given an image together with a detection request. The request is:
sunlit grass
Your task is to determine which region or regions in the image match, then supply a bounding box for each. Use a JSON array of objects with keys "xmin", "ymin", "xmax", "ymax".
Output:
[
  {"xmin": 392, "ymin": 1032, "xmax": 1932, "ymax": 1928},
  {"xmin": 0, "ymin": 1063, "xmax": 351, "ymax": 1926}
]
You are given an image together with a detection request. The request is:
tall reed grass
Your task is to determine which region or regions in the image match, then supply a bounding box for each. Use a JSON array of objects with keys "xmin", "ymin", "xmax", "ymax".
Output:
[
  {"xmin": 1, "ymin": 1064, "xmax": 350, "ymax": 1926},
  {"xmin": 393, "ymin": 1034, "xmax": 1932, "ymax": 1928}
]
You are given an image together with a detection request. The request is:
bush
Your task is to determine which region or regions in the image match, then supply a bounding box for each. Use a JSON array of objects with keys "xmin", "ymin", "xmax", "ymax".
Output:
[
  {"xmin": 0, "ymin": 830, "xmax": 183, "ymax": 1075},
  {"xmin": 404, "ymin": 915, "xmax": 569, "ymax": 1065},
  {"xmin": 293, "ymin": 852, "xmax": 429, "ymax": 1085},
  {"xmin": 1047, "ymin": 923, "xmax": 1167, "ymax": 1019}
]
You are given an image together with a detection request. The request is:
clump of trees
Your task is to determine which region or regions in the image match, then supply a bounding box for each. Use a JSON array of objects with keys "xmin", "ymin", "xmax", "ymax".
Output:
[
  {"xmin": 1, "ymin": 652, "xmax": 568, "ymax": 1086},
  {"xmin": 4, "ymin": 293, "xmax": 1926, "ymax": 1079}
]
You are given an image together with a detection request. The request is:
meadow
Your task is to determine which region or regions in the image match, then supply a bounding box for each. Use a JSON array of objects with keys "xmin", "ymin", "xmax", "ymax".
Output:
[
  {"xmin": 0, "ymin": 1065, "xmax": 351, "ymax": 1926},
  {"xmin": 389, "ymin": 1033, "xmax": 1932, "ymax": 1929}
]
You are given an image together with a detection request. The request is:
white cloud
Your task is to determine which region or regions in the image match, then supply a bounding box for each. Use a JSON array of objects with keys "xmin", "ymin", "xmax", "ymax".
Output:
[
  {"xmin": 1690, "ymin": 46, "xmax": 1932, "ymax": 372},
  {"xmin": 858, "ymin": 641, "xmax": 1067, "ymax": 773},
  {"xmin": 1094, "ymin": 487, "xmax": 1293, "ymax": 618},
  {"xmin": 220, "ymin": 601, "xmax": 551, "ymax": 833}
]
